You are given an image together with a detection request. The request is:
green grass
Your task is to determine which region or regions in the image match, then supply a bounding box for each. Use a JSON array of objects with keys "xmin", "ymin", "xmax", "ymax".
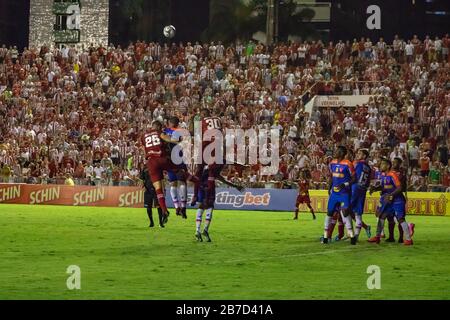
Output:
[{"xmin": 0, "ymin": 204, "xmax": 449, "ymax": 300}]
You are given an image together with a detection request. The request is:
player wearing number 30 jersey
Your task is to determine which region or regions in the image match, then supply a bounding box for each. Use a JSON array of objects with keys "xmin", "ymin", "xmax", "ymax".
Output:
[{"xmin": 192, "ymin": 109, "xmax": 224, "ymax": 207}]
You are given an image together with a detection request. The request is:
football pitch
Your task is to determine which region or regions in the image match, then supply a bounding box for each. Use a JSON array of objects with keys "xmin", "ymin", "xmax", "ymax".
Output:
[{"xmin": 1, "ymin": 204, "xmax": 449, "ymax": 300}]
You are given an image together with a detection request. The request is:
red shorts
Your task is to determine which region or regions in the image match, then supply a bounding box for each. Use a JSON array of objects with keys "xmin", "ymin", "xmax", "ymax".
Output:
[
  {"xmin": 296, "ymin": 194, "xmax": 311, "ymax": 205},
  {"xmin": 194, "ymin": 163, "xmax": 224, "ymax": 207},
  {"xmin": 147, "ymin": 157, "xmax": 179, "ymax": 182}
]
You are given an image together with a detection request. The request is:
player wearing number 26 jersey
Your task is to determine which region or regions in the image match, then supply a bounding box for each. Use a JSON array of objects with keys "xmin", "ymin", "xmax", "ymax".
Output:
[
  {"xmin": 142, "ymin": 122, "xmax": 178, "ymax": 220},
  {"xmin": 142, "ymin": 128, "xmax": 179, "ymax": 182},
  {"xmin": 142, "ymin": 121, "xmax": 199, "ymax": 222}
]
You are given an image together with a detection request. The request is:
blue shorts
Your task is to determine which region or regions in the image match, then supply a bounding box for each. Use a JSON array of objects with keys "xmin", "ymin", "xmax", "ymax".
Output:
[
  {"xmin": 351, "ymin": 188, "xmax": 367, "ymax": 216},
  {"xmin": 197, "ymin": 188, "xmax": 206, "ymax": 204},
  {"xmin": 327, "ymin": 192, "xmax": 351, "ymax": 216},
  {"xmin": 167, "ymin": 164, "xmax": 187, "ymax": 182},
  {"xmin": 378, "ymin": 198, "xmax": 406, "ymax": 220},
  {"xmin": 196, "ymin": 187, "xmax": 215, "ymax": 207},
  {"xmin": 167, "ymin": 171, "xmax": 178, "ymax": 182}
]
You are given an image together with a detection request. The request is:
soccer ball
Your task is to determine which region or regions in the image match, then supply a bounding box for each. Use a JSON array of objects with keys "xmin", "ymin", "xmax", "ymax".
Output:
[{"xmin": 163, "ymin": 25, "xmax": 176, "ymax": 39}]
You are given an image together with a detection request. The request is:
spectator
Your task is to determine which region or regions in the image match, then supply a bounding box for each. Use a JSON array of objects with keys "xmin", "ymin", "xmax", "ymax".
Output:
[
  {"xmin": 343, "ymin": 113, "xmax": 354, "ymax": 136},
  {"xmin": 64, "ymin": 173, "xmax": 75, "ymax": 186},
  {"xmin": 437, "ymin": 142, "xmax": 449, "ymax": 167},
  {"xmin": 0, "ymin": 36, "xmax": 448, "ymax": 191},
  {"xmin": 408, "ymin": 140, "xmax": 420, "ymax": 172},
  {"xmin": 420, "ymin": 151, "xmax": 431, "ymax": 179},
  {"xmin": 0, "ymin": 162, "xmax": 11, "ymax": 182},
  {"xmin": 429, "ymin": 161, "xmax": 442, "ymax": 191}
]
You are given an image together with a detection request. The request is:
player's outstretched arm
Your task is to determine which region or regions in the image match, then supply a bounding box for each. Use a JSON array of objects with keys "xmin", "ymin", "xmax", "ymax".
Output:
[
  {"xmin": 160, "ymin": 133, "xmax": 180, "ymax": 144},
  {"xmin": 217, "ymin": 175, "xmax": 244, "ymax": 192}
]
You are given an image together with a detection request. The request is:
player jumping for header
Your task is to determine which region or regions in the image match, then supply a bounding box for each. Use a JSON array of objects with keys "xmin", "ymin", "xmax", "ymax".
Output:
[
  {"xmin": 164, "ymin": 116, "xmax": 189, "ymax": 219},
  {"xmin": 191, "ymin": 108, "xmax": 224, "ymax": 207},
  {"xmin": 142, "ymin": 120, "xmax": 199, "ymax": 223}
]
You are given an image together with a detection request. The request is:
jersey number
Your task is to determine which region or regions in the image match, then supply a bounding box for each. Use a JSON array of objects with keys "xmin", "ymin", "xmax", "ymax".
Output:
[
  {"xmin": 206, "ymin": 118, "xmax": 221, "ymax": 130},
  {"xmin": 359, "ymin": 170, "xmax": 370, "ymax": 186},
  {"xmin": 145, "ymin": 134, "xmax": 161, "ymax": 148}
]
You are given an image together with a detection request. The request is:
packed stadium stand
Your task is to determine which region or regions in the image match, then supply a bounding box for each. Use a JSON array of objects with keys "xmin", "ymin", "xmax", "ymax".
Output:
[{"xmin": 0, "ymin": 35, "xmax": 449, "ymax": 191}]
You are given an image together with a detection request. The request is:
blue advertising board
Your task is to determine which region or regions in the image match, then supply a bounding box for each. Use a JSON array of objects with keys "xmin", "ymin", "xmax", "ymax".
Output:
[{"xmin": 165, "ymin": 188, "xmax": 298, "ymax": 211}]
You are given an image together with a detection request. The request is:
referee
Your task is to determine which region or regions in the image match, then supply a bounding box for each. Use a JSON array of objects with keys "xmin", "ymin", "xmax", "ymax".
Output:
[{"xmin": 140, "ymin": 167, "xmax": 165, "ymax": 228}]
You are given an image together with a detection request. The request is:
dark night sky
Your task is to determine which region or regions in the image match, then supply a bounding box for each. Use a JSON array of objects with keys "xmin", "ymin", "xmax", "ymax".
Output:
[
  {"xmin": 0, "ymin": 0, "xmax": 210, "ymax": 49},
  {"xmin": 108, "ymin": 0, "xmax": 210, "ymax": 46},
  {"xmin": 0, "ymin": 0, "xmax": 449, "ymax": 49},
  {"xmin": 0, "ymin": 0, "xmax": 30, "ymax": 49},
  {"xmin": 327, "ymin": 0, "xmax": 450, "ymax": 42}
]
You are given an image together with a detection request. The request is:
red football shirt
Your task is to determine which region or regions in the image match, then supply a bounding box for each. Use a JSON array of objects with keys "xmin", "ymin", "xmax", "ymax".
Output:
[{"xmin": 142, "ymin": 130, "xmax": 166, "ymax": 159}]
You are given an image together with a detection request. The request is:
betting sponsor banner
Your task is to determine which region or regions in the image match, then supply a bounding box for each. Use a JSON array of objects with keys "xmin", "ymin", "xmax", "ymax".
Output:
[
  {"xmin": 0, "ymin": 184, "xmax": 449, "ymax": 216},
  {"xmin": 182, "ymin": 188, "xmax": 291, "ymax": 211}
]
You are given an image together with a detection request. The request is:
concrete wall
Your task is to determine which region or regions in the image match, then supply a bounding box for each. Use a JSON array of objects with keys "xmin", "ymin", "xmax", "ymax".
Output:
[{"xmin": 29, "ymin": 0, "xmax": 109, "ymax": 48}]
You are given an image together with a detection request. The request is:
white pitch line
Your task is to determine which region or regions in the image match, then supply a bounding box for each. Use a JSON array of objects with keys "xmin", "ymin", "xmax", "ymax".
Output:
[{"xmin": 221, "ymin": 246, "xmax": 383, "ymax": 265}]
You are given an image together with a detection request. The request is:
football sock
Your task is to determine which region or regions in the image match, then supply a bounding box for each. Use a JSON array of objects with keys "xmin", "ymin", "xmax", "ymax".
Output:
[
  {"xmin": 355, "ymin": 215, "xmax": 362, "ymax": 236},
  {"xmin": 155, "ymin": 188, "xmax": 168, "ymax": 213},
  {"xmin": 323, "ymin": 216, "xmax": 331, "ymax": 238},
  {"xmin": 329, "ymin": 218, "xmax": 337, "ymax": 238},
  {"xmin": 388, "ymin": 218, "xmax": 395, "ymax": 239},
  {"xmin": 146, "ymin": 208, "xmax": 154, "ymax": 224},
  {"xmin": 398, "ymin": 223, "xmax": 404, "ymax": 240},
  {"xmin": 196, "ymin": 209, "xmax": 204, "ymax": 233},
  {"xmin": 400, "ymin": 221, "xmax": 411, "ymax": 240},
  {"xmin": 170, "ymin": 185, "xmax": 179, "ymax": 209},
  {"xmin": 376, "ymin": 218, "xmax": 385, "ymax": 237},
  {"xmin": 338, "ymin": 222, "xmax": 345, "ymax": 239},
  {"xmin": 178, "ymin": 183, "xmax": 187, "ymax": 208},
  {"xmin": 342, "ymin": 213, "xmax": 354, "ymax": 238},
  {"xmin": 204, "ymin": 208, "xmax": 213, "ymax": 232},
  {"xmin": 157, "ymin": 208, "xmax": 163, "ymax": 225},
  {"xmin": 294, "ymin": 209, "xmax": 299, "ymax": 218},
  {"xmin": 307, "ymin": 204, "xmax": 316, "ymax": 218}
]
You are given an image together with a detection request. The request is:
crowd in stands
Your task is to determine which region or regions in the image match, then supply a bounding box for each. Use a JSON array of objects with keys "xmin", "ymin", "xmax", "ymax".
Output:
[{"xmin": 0, "ymin": 34, "xmax": 449, "ymax": 191}]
